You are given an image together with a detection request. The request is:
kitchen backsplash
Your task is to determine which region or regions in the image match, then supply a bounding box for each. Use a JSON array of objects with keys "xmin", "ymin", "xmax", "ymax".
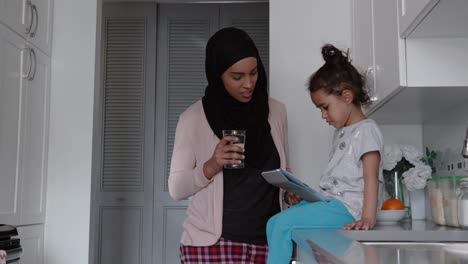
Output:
[
  {"xmin": 423, "ymin": 102, "xmax": 468, "ymax": 176},
  {"xmin": 423, "ymin": 124, "xmax": 468, "ymax": 175}
]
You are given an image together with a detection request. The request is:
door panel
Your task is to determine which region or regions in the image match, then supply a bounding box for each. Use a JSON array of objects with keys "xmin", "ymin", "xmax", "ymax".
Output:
[
  {"xmin": 161, "ymin": 207, "xmax": 187, "ymax": 264},
  {"xmin": 0, "ymin": 0, "xmax": 28, "ymax": 36},
  {"xmin": 20, "ymin": 47, "xmax": 50, "ymax": 225},
  {"xmin": 0, "ymin": 25, "xmax": 26, "ymax": 225},
  {"xmin": 0, "ymin": 0, "xmax": 53, "ymax": 55},
  {"xmin": 94, "ymin": 3, "xmax": 156, "ymax": 264},
  {"xmin": 28, "ymin": 0, "xmax": 54, "ymax": 55},
  {"xmin": 373, "ymin": 0, "xmax": 405, "ymax": 100},
  {"xmin": 154, "ymin": 5, "xmax": 217, "ymax": 264},
  {"xmin": 220, "ymin": 4, "xmax": 269, "ymax": 74},
  {"xmin": 99, "ymin": 207, "xmax": 144, "ymax": 264}
]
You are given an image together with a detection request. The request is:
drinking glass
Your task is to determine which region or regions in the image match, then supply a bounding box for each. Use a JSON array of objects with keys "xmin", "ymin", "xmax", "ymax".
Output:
[{"xmin": 222, "ymin": 130, "xmax": 246, "ymax": 169}]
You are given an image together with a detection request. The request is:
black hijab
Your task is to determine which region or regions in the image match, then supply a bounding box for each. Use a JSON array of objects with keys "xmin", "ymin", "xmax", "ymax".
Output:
[{"xmin": 202, "ymin": 27, "xmax": 274, "ymax": 169}]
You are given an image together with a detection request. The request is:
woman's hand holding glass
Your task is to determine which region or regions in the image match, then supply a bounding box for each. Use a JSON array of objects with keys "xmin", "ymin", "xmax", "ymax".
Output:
[{"xmin": 203, "ymin": 136, "xmax": 245, "ymax": 179}]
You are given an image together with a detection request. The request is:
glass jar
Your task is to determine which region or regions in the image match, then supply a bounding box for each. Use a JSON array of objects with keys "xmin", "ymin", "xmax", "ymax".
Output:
[
  {"xmin": 383, "ymin": 170, "xmax": 405, "ymax": 203},
  {"xmin": 458, "ymin": 179, "xmax": 468, "ymax": 228},
  {"xmin": 428, "ymin": 177, "xmax": 446, "ymax": 225}
]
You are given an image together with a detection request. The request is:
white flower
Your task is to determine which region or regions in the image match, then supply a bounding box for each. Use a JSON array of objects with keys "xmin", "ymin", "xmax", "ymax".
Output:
[
  {"xmin": 400, "ymin": 144, "xmax": 424, "ymax": 166},
  {"xmin": 383, "ymin": 144, "xmax": 402, "ymax": 171},
  {"xmin": 401, "ymin": 165, "xmax": 432, "ymax": 191},
  {"xmin": 383, "ymin": 144, "xmax": 433, "ymax": 190}
]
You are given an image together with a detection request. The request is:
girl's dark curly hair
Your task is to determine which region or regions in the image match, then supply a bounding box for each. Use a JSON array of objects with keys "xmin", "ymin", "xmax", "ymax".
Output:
[{"xmin": 308, "ymin": 44, "xmax": 370, "ymax": 106}]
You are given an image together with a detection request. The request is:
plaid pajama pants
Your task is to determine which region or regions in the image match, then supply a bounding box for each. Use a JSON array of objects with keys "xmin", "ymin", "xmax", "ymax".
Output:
[{"xmin": 180, "ymin": 238, "xmax": 268, "ymax": 264}]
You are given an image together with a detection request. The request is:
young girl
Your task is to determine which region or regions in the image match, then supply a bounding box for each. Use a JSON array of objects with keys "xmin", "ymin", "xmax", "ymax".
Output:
[{"xmin": 266, "ymin": 44, "xmax": 384, "ymax": 264}]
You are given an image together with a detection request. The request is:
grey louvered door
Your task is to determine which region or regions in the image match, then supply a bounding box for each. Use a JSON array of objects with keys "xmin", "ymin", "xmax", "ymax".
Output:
[
  {"xmin": 153, "ymin": 5, "xmax": 218, "ymax": 264},
  {"xmin": 95, "ymin": 3, "xmax": 156, "ymax": 264},
  {"xmin": 220, "ymin": 4, "xmax": 269, "ymax": 75},
  {"xmin": 154, "ymin": 3, "xmax": 268, "ymax": 264}
]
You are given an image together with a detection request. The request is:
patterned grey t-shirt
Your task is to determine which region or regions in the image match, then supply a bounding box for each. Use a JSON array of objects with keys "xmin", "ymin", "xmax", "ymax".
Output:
[{"xmin": 319, "ymin": 119, "xmax": 384, "ymax": 220}]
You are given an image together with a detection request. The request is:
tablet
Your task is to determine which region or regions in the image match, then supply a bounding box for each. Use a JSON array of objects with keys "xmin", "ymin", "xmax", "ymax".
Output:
[{"xmin": 261, "ymin": 169, "xmax": 330, "ymax": 203}]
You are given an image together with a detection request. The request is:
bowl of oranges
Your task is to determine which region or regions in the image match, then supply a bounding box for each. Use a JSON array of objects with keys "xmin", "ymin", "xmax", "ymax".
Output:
[{"xmin": 376, "ymin": 198, "xmax": 407, "ymax": 224}]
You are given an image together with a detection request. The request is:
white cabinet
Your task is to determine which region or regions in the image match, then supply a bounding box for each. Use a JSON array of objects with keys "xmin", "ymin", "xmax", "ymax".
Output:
[
  {"xmin": 18, "ymin": 224, "xmax": 44, "ymax": 264},
  {"xmin": 373, "ymin": 0, "xmax": 407, "ymax": 101},
  {"xmin": 0, "ymin": 24, "xmax": 50, "ymax": 226},
  {"xmin": 0, "ymin": 25, "xmax": 26, "ymax": 225},
  {"xmin": 0, "ymin": 0, "xmax": 53, "ymax": 55},
  {"xmin": 351, "ymin": 0, "xmax": 406, "ymax": 114},
  {"xmin": 398, "ymin": 0, "xmax": 439, "ymax": 37},
  {"xmin": 352, "ymin": 0, "xmax": 468, "ymax": 124},
  {"xmin": 399, "ymin": 0, "xmax": 468, "ymax": 38},
  {"xmin": 19, "ymin": 46, "xmax": 50, "ymax": 225},
  {"xmin": 0, "ymin": 0, "xmax": 28, "ymax": 36}
]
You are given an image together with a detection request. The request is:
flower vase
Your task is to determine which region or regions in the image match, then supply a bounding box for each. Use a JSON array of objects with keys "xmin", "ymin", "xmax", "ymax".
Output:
[
  {"xmin": 403, "ymin": 184, "xmax": 411, "ymax": 219},
  {"xmin": 383, "ymin": 170, "xmax": 405, "ymax": 203},
  {"xmin": 383, "ymin": 170, "xmax": 411, "ymax": 218}
]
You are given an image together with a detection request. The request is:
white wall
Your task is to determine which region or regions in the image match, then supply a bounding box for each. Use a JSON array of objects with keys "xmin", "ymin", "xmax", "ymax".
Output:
[
  {"xmin": 269, "ymin": 0, "xmax": 351, "ymax": 187},
  {"xmin": 45, "ymin": 0, "xmax": 101, "ymax": 263},
  {"xmin": 423, "ymin": 102, "xmax": 468, "ymax": 174},
  {"xmin": 380, "ymin": 124, "xmax": 423, "ymax": 149}
]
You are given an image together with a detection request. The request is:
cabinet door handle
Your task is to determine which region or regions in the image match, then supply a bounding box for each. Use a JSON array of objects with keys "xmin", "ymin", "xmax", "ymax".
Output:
[
  {"xmin": 25, "ymin": 0, "xmax": 34, "ymax": 34},
  {"xmin": 23, "ymin": 48, "xmax": 33, "ymax": 80},
  {"xmin": 27, "ymin": 48, "xmax": 37, "ymax": 81},
  {"xmin": 30, "ymin": 4, "xmax": 39, "ymax": 38},
  {"xmin": 365, "ymin": 66, "xmax": 378, "ymax": 102}
]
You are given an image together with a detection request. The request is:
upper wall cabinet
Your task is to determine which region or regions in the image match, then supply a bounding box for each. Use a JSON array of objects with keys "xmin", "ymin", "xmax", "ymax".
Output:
[
  {"xmin": 398, "ymin": 0, "xmax": 439, "ymax": 38},
  {"xmin": 403, "ymin": 0, "xmax": 468, "ymax": 88},
  {"xmin": 400, "ymin": 0, "xmax": 468, "ymax": 38},
  {"xmin": 351, "ymin": 0, "xmax": 406, "ymax": 114},
  {"xmin": 0, "ymin": 0, "xmax": 53, "ymax": 55},
  {"xmin": 353, "ymin": 0, "xmax": 468, "ymax": 124}
]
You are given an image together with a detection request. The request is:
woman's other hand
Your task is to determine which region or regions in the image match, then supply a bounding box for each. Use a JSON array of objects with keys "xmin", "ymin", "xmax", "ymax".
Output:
[
  {"xmin": 203, "ymin": 136, "xmax": 245, "ymax": 179},
  {"xmin": 343, "ymin": 217, "xmax": 375, "ymax": 230}
]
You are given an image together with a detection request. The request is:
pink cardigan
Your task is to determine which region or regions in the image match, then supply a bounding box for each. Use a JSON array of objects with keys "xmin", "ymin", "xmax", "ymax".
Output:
[{"xmin": 168, "ymin": 97, "xmax": 290, "ymax": 246}]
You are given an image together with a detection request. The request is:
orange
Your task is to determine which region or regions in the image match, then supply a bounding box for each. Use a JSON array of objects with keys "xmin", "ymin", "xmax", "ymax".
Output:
[{"xmin": 381, "ymin": 198, "xmax": 405, "ymax": 210}]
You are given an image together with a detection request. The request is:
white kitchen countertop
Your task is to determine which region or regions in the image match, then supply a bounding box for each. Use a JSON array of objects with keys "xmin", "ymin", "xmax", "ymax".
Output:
[{"xmin": 292, "ymin": 220, "xmax": 468, "ymax": 263}]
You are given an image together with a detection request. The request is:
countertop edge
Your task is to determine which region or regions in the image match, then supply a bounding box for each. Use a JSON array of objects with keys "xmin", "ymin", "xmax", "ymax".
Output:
[{"xmin": 292, "ymin": 220, "xmax": 468, "ymax": 262}]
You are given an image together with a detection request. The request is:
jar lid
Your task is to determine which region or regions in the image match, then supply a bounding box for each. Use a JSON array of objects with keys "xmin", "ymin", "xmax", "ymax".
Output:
[{"xmin": 428, "ymin": 177, "xmax": 443, "ymax": 182}]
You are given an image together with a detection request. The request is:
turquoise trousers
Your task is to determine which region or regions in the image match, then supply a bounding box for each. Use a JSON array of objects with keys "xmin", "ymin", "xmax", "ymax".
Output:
[{"xmin": 266, "ymin": 199, "xmax": 355, "ymax": 264}]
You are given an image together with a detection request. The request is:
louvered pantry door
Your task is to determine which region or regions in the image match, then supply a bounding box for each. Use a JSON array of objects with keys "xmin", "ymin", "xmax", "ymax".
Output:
[
  {"xmin": 154, "ymin": 3, "xmax": 269, "ymax": 264},
  {"xmin": 153, "ymin": 5, "xmax": 219, "ymax": 264},
  {"xmin": 220, "ymin": 4, "xmax": 269, "ymax": 75},
  {"xmin": 95, "ymin": 4, "xmax": 156, "ymax": 264}
]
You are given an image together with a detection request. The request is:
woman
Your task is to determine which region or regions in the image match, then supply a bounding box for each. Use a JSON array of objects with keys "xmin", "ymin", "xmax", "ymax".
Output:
[{"xmin": 168, "ymin": 27, "xmax": 290, "ymax": 263}]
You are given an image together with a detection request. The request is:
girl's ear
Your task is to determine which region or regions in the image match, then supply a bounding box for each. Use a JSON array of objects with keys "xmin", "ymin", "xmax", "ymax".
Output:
[{"xmin": 341, "ymin": 89, "xmax": 354, "ymax": 104}]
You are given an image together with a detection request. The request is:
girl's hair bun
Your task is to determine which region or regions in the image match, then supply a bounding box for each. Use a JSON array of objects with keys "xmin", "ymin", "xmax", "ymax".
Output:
[
  {"xmin": 309, "ymin": 44, "xmax": 370, "ymax": 106},
  {"xmin": 321, "ymin": 44, "xmax": 347, "ymax": 65}
]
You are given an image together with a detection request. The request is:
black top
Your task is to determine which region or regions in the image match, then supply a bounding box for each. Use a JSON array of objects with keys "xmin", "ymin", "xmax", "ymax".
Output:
[{"xmin": 221, "ymin": 144, "xmax": 281, "ymax": 245}]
